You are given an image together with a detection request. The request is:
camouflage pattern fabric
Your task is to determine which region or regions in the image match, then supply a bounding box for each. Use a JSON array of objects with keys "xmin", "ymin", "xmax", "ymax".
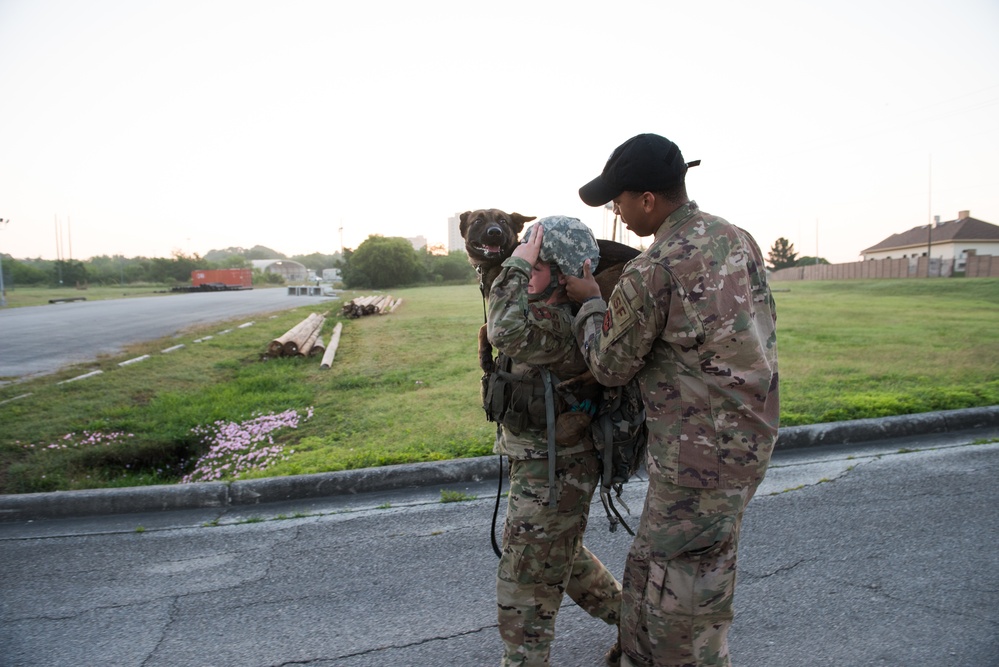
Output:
[
  {"xmin": 488, "ymin": 252, "xmax": 621, "ymax": 665},
  {"xmin": 488, "ymin": 255, "xmax": 595, "ymax": 460},
  {"xmin": 572, "ymin": 201, "xmax": 779, "ymax": 666},
  {"xmin": 618, "ymin": 468, "xmax": 756, "ymax": 667},
  {"xmin": 522, "ymin": 216, "xmax": 601, "ymax": 277},
  {"xmin": 498, "ymin": 455, "xmax": 622, "ymax": 666},
  {"xmin": 573, "ymin": 201, "xmax": 779, "ymax": 489}
]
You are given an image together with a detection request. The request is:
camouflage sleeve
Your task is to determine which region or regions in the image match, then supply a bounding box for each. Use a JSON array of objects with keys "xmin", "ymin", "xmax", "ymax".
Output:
[
  {"xmin": 573, "ymin": 262, "xmax": 666, "ymax": 386},
  {"xmin": 487, "ymin": 256, "xmax": 574, "ymax": 366}
]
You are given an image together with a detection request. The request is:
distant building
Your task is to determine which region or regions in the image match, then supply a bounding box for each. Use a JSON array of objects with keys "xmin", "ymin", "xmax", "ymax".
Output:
[
  {"xmin": 322, "ymin": 268, "xmax": 342, "ymax": 282},
  {"xmin": 448, "ymin": 212, "xmax": 464, "ymax": 252},
  {"xmin": 861, "ymin": 210, "xmax": 999, "ymax": 270},
  {"xmin": 407, "ymin": 236, "xmax": 427, "ymax": 251},
  {"xmin": 249, "ymin": 259, "xmax": 307, "ymax": 282}
]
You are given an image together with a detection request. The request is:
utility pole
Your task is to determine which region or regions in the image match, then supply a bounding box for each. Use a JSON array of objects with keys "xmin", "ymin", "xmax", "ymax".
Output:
[
  {"xmin": 54, "ymin": 215, "xmax": 63, "ymax": 285},
  {"xmin": 0, "ymin": 218, "xmax": 9, "ymax": 307}
]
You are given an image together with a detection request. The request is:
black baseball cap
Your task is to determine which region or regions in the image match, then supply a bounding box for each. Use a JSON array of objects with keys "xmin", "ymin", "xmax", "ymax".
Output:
[{"xmin": 579, "ymin": 133, "xmax": 700, "ymax": 207}]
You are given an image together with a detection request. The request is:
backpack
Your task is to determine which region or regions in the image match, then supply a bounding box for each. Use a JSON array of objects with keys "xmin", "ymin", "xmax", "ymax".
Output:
[{"xmin": 591, "ymin": 379, "xmax": 648, "ymax": 534}]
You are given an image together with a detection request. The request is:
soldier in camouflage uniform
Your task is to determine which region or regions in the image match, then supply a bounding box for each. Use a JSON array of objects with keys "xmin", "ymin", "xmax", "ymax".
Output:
[
  {"xmin": 567, "ymin": 134, "xmax": 780, "ymax": 667},
  {"xmin": 487, "ymin": 216, "xmax": 622, "ymax": 666}
]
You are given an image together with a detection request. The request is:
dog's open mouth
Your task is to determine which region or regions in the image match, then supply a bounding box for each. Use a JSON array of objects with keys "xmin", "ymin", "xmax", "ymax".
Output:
[{"xmin": 471, "ymin": 242, "xmax": 505, "ymax": 257}]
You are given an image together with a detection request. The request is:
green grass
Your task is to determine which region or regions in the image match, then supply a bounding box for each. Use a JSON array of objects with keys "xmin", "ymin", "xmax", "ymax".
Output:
[
  {"xmin": 0, "ymin": 284, "xmax": 179, "ymax": 308},
  {"xmin": 774, "ymin": 280, "xmax": 999, "ymax": 425},
  {"xmin": 440, "ymin": 490, "xmax": 478, "ymax": 503},
  {"xmin": 0, "ymin": 279, "xmax": 997, "ymax": 494}
]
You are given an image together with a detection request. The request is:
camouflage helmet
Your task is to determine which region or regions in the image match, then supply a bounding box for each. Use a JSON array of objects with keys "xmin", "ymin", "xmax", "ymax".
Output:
[{"xmin": 521, "ymin": 216, "xmax": 600, "ymax": 278}]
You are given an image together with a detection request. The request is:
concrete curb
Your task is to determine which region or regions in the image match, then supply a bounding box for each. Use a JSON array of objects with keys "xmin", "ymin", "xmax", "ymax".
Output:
[
  {"xmin": 774, "ymin": 405, "xmax": 999, "ymax": 448},
  {"xmin": 2, "ymin": 406, "xmax": 997, "ymax": 522}
]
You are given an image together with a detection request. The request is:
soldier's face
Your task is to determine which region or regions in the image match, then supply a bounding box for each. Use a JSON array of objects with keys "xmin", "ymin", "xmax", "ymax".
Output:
[
  {"xmin": 613, "ymin": 191, "xmax": 656, "ymax": 236},
  {"xmin": 527, "ymin": 261, "xmax": 552, "ymax": 296}
]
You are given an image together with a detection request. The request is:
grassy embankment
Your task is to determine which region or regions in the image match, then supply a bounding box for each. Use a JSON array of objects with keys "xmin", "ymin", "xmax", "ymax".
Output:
[
  {"xmin": 0, "ymin": 279, "xmax": 996, "ymax": 494},
  {"xmin": 1, "ymin": 284, "xmax": 175, "ymax": 307}
]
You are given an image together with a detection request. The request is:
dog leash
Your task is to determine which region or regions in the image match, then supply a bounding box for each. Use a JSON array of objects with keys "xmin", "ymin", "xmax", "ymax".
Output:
[
  {"xmin": 478, "ymin": 270, "xmax": 506, "ymax": 559},
  {"xmin": 491, "ymin": 446, "xmax": 504, "ymax": 559}
]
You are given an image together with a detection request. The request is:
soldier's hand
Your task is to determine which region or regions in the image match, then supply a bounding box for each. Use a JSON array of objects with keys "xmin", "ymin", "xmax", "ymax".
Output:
[
  {"xmin": 565, "ymin": 259, "xmax": 602, "ymax": 303},
  {"xmin": 512, "ymin": 225, "xmax": 543, "ymax": 265}
]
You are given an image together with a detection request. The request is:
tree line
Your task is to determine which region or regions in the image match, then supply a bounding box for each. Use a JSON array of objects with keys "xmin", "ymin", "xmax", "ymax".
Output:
[
  {"xmin": 0, "ymin": 239, "xmax": 477, "ymax": 290},
  {"xmin": 2, "ymin": 235, "xmax": 829, "ymax": 290}
]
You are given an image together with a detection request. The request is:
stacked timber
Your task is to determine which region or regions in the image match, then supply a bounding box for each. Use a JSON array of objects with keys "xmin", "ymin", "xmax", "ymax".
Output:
[
  {"xmin": 268, "ymin": 312, "xmax": 327, "ymax": 358},
  {"xmin": 341, "ymin": 295, "xmax": 401, "ymax": 319},
  {"xmin": 298, "ymin": 324, "xmax": 325, "ymax": 358}
]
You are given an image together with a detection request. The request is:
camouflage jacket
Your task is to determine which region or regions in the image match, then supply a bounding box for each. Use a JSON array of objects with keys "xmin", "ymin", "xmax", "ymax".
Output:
[
  {"xmin": 487, "ymin": 256, "xmax": 596, "ymax": 459},
  {"xmin": 573, "ymin": 201, "xmax": 780, "ymax": 488}
]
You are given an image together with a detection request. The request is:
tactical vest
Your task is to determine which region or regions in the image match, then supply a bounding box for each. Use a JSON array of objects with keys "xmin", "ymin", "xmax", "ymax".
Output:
[
  {"xmin": 483, "ymin": 353, "xmax": 555, "ymax": 435},
  {"xmin": 482, "ymin": 351, "xmax": 644, "ymax": 530}
]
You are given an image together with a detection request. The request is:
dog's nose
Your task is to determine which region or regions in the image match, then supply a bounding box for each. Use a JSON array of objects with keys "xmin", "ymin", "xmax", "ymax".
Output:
[{"xmin": 485, "ymin": 225, "xmax": 504, "ymax": 239}]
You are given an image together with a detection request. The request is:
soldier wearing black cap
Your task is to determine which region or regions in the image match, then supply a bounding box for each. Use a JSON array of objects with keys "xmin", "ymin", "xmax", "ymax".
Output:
[{"xmin": 568, "ymin": 134, "xmax": 780, "ymax": 667}]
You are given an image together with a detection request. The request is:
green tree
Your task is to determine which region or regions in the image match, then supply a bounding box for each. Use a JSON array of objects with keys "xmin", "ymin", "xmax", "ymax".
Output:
[
  {"xmin": 252, "ymin": 268, "xmax": 285, "ymax": 285},
  {"xmin": 167, "ymin": 251, "xmax": 203, "ymax": 283},
  {"xmin": 218, "ymin": 254, "xmax": 250, "ymax": 269},
  {"xmin": 245, "ymin": 245, "xmax": 284, "ymax": 260},
  {"xmin": 423, "ymin": 249, "xmax": 475, "ymax": 284},
  {"xmin": 795, "ymin": 256, "xmax": 829, "ymax": 266},
  {"xmin": 3, "ymin": 257, "xmax": 48, "ymax": 286},
  {"xmin": 53, "ymin": 259, "xmax": 88, "ymax": 286},
  {"xmin": 291, "ymin": 252, "xmax": 341, "ymax": 273},
  {"xmin": 767, "ymin": 237, "xmax": 799, "ymax": 271},
  {"xmin": 343, "ymin": 236, "xmax": 425, "ymax": 288}
]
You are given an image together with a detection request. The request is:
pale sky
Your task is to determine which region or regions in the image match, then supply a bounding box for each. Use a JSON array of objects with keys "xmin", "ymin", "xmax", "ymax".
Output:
[{"xmin": 2, "ymin": 0, "xmax": 997, "ymax": 264}]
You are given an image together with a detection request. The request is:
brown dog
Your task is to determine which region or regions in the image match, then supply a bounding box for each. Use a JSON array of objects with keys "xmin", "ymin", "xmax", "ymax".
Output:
[
  {"xmin": 460, "ymin": 208, "xmax": 640, "ymax": 375},
  {"xmin": 459, "ymin": 209, "xmax": 536, "ymax": 296},
  {"xmin": 460, "ymin": 209, "xmax": 535, "ymax": 373}
]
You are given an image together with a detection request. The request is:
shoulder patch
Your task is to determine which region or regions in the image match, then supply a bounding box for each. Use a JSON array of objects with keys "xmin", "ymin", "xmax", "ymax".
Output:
[
  {"xmin": 600, "ymin": 290, "xmax": 637, "ymax": 350},
  {"xmin": 529, "ymin": 304, "xmax": 557, "ymax": 321}
]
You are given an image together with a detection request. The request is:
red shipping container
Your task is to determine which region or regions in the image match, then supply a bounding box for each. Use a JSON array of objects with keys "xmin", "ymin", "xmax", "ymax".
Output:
[{"xmin": 190, "ymin": 269, "xmax": 253, "ymax": 288}]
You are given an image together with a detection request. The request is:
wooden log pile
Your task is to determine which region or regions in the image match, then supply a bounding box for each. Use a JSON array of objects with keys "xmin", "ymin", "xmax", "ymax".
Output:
[
  {"xmin": 267, "ymin": 300, "xmax": 385, "ymax": 367},
  {"xmin": 268, "ymin": 312, "xmax": 327, "ymax": 358},
  {"xmin": 340, "ymin": 295, "xmax": 402, "ymax": 319}
]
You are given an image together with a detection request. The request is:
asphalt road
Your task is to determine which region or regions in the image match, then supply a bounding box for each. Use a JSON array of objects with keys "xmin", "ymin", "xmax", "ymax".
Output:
[
  {"xmin": 2, "ymin": 432, "xmax": 997, "ymax": 667},
  {"xmin": 0, "ymin": 288, "xmax": 340, "ymax": 380}
]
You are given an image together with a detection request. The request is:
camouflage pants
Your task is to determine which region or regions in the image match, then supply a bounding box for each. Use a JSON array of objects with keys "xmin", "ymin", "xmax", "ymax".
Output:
[
  {"xmin": 619, "ymin": 471, "xmax": 758, "ymax": 667},
  {"xmin": 497, "ymin": 453, "xmax": 622, "ymax": 666}
]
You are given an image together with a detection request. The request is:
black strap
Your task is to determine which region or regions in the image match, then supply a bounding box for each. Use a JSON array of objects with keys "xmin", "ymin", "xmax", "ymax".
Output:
[
  {"xmin": 484, "ymin": 276, "xmax": 503, "ymax": 558},
  {"xmin": 541, "ymin": 368, "xmax": 557, "ymax": 503},
  {"xmin": 491, "ymin": 453, "xmax": 504, "ymax": 558}
]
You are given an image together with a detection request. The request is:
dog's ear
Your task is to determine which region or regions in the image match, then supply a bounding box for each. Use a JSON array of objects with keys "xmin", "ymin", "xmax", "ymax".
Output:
[
  {"xmin": 459, "ymin": 211, "xmax": 472, "ymax": 238},
  {"xmin": 508, "ymin": 213, "xmax": 535, "ymax": 235},
  {"xmin": 458, "ymin": 211, "xmax": 472, "ymax": 238}
]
